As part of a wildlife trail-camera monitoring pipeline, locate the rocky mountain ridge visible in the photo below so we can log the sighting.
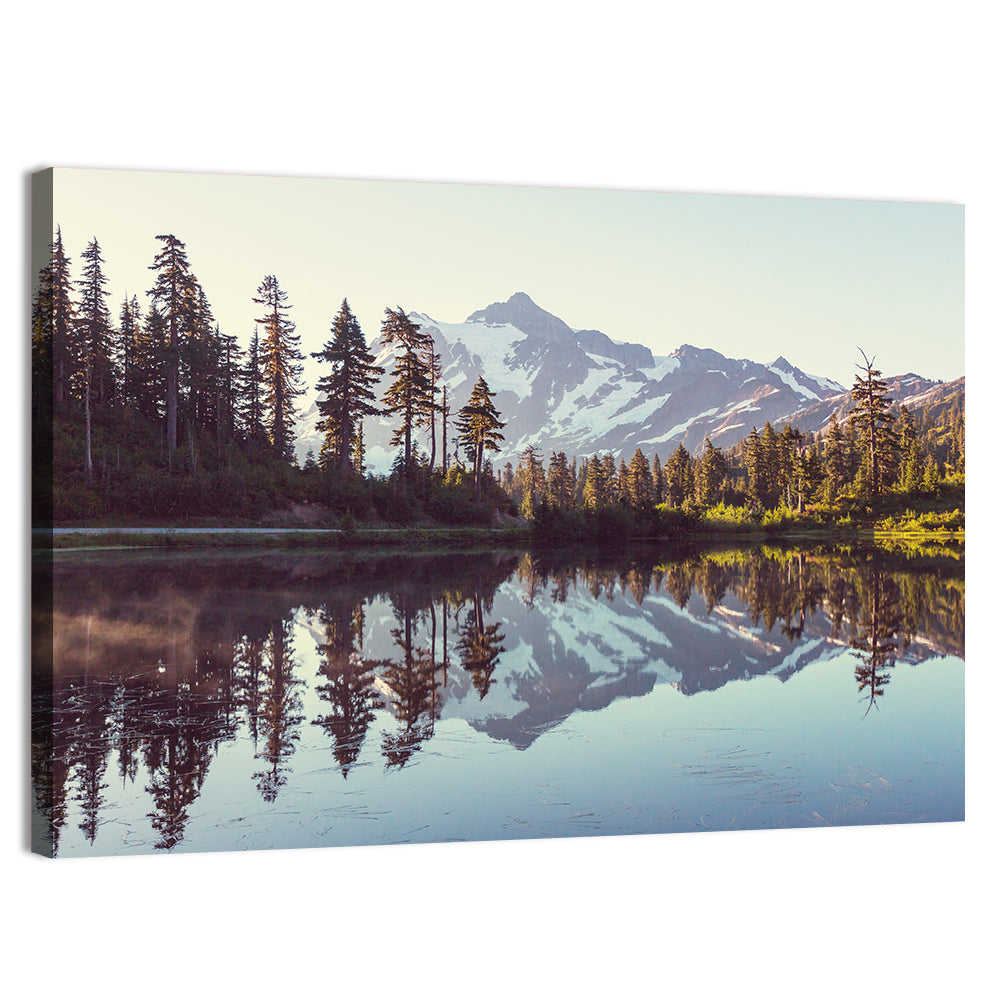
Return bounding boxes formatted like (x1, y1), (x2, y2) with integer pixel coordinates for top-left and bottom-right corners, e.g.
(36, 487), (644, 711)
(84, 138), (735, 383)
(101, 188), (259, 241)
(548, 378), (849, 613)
(294, 292), (962, 471)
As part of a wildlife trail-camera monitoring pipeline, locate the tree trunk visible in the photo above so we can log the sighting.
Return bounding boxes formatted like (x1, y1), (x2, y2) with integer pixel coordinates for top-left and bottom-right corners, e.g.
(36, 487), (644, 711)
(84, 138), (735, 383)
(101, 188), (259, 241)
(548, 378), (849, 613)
(166, 360), (177, 454)
(84, 367), (93, 480)
(441, 387), (448, 476)
(340, 405), (352, 474)
(429, 392), (436, 472)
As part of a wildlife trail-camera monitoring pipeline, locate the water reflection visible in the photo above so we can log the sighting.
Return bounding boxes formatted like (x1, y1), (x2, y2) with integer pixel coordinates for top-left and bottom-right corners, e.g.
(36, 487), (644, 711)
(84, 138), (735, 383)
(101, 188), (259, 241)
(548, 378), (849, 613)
(32, 542), (964, 856)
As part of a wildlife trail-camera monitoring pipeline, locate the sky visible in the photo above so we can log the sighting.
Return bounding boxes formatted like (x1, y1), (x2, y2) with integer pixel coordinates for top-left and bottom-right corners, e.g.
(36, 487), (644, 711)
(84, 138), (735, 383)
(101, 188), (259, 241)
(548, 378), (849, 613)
(48, 167), (964, 392)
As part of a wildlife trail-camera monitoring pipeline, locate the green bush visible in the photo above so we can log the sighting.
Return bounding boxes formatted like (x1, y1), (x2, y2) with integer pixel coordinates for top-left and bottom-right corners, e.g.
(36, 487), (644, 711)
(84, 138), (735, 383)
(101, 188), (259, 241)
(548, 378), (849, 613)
(700, 502), (760, 527)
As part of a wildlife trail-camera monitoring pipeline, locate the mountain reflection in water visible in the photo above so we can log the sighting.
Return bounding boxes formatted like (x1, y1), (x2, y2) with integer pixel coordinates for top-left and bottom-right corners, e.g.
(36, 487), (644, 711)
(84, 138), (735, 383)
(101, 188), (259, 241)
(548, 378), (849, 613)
(32, 543), (965, 857)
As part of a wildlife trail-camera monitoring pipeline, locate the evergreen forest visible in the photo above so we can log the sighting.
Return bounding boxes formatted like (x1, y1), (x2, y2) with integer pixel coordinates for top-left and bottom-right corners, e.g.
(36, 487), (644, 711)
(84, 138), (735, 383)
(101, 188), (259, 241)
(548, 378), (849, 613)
(32, 227), (964, 540)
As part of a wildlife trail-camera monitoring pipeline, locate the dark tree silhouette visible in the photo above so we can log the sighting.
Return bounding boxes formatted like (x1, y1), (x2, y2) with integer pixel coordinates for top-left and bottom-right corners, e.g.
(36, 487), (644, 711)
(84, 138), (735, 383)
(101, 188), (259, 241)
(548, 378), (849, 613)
(312, 299), (383, 474)
(253, 276), (304, 462)
(380, 307), (434, 475)
(848, 349), (899, 497)
(457, 376), (506, 501)
(147, 234), (198, 456)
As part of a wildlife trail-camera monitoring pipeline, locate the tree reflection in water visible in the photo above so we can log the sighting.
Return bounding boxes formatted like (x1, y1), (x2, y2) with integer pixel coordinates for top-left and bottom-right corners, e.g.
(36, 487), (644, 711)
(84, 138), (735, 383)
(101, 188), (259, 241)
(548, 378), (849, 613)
(312, 601), (383, 778)
(850, 570), (906, 715)
(32, 543), (963, 854)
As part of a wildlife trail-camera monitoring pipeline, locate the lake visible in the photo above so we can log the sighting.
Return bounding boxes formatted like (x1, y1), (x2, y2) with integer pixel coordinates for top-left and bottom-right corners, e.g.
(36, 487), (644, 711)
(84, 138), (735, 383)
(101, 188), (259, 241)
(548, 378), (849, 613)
(31, 541), (965, 857)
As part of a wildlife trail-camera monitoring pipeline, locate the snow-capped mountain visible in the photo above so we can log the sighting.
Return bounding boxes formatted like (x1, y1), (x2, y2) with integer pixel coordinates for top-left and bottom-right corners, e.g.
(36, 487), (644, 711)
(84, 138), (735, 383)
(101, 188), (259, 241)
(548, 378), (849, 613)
(336, 570), (958, 751)
(294, 291), (957, 471)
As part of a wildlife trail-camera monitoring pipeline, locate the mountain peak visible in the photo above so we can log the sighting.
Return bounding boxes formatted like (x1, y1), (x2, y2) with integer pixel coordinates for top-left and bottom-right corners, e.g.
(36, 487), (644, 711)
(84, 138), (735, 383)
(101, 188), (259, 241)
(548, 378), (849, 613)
(465, 293), (575, 343)
(671, 344), (726, 366)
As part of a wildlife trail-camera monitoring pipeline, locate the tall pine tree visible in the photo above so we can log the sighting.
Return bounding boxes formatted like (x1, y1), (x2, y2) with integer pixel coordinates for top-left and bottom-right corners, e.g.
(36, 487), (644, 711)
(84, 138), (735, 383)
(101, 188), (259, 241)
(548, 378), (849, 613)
(380, 307), (434, 475)
(51, 227), (76, 407)
(312, 299), (384, 474)
(848, 350), (898, 497)
(253, 275), (304, 462)
(147, 234), (198, 456)
(457, 376), (506, 501)
(76, 238), (116, 408)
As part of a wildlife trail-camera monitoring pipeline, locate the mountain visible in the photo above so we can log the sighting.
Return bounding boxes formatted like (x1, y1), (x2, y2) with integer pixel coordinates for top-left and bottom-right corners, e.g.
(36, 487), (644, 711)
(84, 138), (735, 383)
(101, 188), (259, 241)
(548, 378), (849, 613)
(320, 572), (957, 752)
(294, 292), (958, 471)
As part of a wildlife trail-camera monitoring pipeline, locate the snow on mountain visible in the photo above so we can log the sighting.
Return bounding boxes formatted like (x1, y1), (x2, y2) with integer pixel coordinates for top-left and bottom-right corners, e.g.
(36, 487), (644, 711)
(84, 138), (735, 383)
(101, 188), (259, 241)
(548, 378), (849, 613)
(293, 291), (861, 471)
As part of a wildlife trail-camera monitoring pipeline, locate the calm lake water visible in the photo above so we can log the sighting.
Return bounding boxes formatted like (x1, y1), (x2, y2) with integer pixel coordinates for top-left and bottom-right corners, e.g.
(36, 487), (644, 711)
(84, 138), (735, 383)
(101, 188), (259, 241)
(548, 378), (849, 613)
(31, 542), (965, 857)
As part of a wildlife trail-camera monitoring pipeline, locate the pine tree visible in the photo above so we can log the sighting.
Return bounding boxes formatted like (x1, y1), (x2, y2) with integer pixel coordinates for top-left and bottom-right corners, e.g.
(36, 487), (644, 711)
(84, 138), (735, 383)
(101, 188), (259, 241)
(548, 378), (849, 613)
(116, 294), (143, 411)
(50, 226), (76, 407)
(695, 438), (725, 504)
(663, 444), (694, 507)
(253, 275), (304, 462)
(651, 453), (663, 505)
(847, 350), (898, 497)
(894, 407), (921, 492)
(626, 448), (654, 510)
(148, 234), (198, 455)
(240, 326), (265, 442)
(518, 445), (545, 516)
(760, 422), (780, 506)
(583, 453), (607, 509)
(312, 299), (384, 474)
(31, 257), (55, 425)
(457, 376), (506, 501)
(185, 285), (216, 429)
(501, 461), (515, 497)
(546, 451), (574, 508)
(135, 305), (166, 422)
(75, 238), (117, 479)
(822, 415), (850, 502)
(380, 307), (434, 475)
(743, 427), (765, 505)
(601, 454), (618, 502)
(418, 334), (442, 472)
(215, 327), (243, 452)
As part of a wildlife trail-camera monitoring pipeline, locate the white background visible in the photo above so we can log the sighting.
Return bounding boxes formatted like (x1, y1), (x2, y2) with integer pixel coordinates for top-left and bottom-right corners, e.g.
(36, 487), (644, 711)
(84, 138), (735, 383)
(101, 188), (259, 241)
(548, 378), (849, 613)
(5, 3), (994, 996)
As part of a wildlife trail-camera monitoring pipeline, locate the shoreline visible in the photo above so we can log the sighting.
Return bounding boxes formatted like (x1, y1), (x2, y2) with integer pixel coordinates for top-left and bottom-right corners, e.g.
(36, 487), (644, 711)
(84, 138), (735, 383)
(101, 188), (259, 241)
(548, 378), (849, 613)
(33, 524), (965, 552)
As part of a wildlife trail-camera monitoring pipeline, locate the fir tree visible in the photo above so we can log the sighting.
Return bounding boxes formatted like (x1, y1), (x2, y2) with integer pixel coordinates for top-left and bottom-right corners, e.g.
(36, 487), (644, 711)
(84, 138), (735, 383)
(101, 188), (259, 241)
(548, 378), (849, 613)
(418, 334), (442, 472)
(253, 275), (304, 461)
(518, 445), (545, 516)
(31, 257), (55, 425)
(695, 438), (725, 505)
(626, 448), (654, 510)
(148, 234), (198, 455)
(135, 305), (166, 422)
(663, 444), (694, 507)
(51, 226), (76, 407)
(822, 415), (850, 501)
(457, 377), (506, 501)
(546, 451), (574, 508)
(848, 350), (898, 497)
(312, 299), (384, 474)
(380, 307), (434, 475)
(583, 453), (607, 509)
(240, 326), (265, 442)
(75, 238), (116, 407)
(116, 294), (143, 411)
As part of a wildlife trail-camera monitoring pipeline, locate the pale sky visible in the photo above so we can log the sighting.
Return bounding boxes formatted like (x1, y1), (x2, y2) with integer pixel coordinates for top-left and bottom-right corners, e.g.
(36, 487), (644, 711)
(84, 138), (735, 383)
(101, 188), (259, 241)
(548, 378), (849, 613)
(48, 167), (964, 392)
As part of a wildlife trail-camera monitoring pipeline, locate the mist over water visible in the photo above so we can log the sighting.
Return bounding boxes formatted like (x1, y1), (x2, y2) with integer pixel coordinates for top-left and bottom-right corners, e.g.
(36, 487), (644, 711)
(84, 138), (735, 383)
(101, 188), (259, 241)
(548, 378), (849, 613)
(32, 542), (964, 857)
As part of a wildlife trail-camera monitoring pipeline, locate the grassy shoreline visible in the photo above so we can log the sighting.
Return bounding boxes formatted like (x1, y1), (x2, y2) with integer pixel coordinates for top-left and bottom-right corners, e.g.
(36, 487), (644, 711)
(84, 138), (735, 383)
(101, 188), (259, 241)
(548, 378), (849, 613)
(34, 522), (963, 552)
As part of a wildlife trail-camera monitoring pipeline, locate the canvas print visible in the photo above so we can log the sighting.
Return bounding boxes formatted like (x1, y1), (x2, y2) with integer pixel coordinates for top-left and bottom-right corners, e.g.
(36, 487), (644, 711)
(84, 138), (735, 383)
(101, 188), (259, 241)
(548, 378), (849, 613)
(30, 169), (964, 858)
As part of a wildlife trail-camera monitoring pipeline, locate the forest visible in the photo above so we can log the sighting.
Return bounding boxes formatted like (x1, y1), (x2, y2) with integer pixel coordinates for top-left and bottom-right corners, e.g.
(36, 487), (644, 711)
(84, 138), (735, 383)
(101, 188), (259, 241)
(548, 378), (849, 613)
(31, 227), (965, 539)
